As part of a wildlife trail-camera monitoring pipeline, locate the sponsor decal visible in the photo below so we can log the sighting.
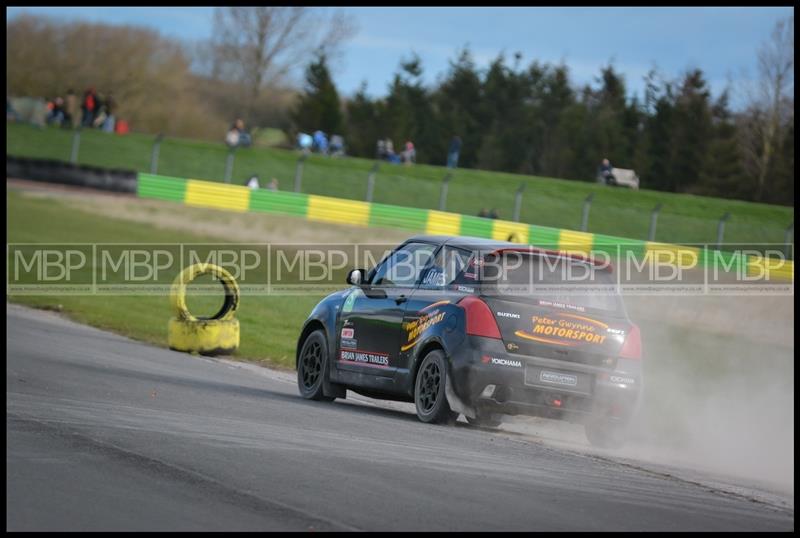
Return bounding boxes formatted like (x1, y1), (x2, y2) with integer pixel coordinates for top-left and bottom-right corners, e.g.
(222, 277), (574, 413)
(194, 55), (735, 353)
(339, 349), (389, 367)
(540, 370), (578, 386)
(515, 313), (608, 346)
(606, 327), (625, 336)
(496, 311), (520, 319)
(537, 299), (586, 313)
(463, 259), (482, 280)
(421, 300), (451, 312)
(456, 285), (475, 293)
(342, 289), (360, 313)
(482, 355), (522, 368)
(422, 269), (446, 287)
(507, 342), (519, 351)
(401, 305), (449, 351)
(340, 338), (358, 349)
(341, 327), (354, 339)
(609, 375), (635, 384)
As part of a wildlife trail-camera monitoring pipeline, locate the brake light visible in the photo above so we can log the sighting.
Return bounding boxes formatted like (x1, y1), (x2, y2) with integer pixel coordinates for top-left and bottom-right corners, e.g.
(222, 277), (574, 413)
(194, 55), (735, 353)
(619, 324), (642, 360)
(459, 296), (502, 339)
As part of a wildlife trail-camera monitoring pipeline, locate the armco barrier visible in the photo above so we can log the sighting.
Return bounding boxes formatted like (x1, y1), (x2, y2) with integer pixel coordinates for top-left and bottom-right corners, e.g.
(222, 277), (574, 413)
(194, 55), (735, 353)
(134, 172), (791, 282)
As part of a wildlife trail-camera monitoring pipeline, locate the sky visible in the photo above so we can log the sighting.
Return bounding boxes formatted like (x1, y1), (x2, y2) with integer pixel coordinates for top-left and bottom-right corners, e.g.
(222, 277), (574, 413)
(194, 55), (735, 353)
(6, 6), (794, 108)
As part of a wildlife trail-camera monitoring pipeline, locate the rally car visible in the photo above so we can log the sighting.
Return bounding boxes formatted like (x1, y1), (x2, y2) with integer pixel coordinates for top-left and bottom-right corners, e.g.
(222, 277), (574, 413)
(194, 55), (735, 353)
(295, 235), (643, 448)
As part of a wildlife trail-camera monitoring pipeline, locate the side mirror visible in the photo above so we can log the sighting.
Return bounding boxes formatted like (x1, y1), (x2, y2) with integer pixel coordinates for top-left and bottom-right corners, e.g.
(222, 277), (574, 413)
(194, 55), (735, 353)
(346, 268), (387, 299)
(346, 268), (365, 286)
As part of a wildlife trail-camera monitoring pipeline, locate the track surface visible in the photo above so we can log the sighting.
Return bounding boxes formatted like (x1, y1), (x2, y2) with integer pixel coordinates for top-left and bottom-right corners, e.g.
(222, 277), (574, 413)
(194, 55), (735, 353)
(6, 304), (794, 531)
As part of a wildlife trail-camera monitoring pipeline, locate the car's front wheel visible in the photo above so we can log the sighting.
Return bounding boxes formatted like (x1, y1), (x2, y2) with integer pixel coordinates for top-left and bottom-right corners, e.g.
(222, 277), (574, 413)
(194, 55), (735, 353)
(414, 350), (457, 424)
(297, 330), (335, 401)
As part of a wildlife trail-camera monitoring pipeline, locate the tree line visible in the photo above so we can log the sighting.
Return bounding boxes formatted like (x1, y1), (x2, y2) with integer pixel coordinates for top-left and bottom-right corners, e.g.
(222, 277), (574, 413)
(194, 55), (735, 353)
(293, 18), (793, 206)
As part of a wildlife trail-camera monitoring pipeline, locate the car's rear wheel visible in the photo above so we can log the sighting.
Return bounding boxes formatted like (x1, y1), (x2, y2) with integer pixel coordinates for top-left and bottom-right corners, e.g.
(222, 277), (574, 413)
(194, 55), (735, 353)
(414, 350), (457, 424)
(584, 418), (628, 449)
(466, 412), (503, 429)
(297, 330), (335, 401)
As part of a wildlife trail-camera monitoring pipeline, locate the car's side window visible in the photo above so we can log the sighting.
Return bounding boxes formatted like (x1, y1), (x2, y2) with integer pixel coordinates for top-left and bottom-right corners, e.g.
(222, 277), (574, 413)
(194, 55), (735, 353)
(419, 246), (474, 289)
(370, 242), (438, 288)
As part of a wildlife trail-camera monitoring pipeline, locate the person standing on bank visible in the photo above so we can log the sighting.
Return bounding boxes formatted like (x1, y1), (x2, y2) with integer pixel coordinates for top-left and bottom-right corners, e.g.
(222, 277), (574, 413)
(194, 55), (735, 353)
(447, 135), (462, 169)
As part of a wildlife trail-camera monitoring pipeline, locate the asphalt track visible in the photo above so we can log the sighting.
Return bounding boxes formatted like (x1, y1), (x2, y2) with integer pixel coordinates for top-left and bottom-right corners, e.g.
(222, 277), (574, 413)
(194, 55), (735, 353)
(6, 304), (794, 531)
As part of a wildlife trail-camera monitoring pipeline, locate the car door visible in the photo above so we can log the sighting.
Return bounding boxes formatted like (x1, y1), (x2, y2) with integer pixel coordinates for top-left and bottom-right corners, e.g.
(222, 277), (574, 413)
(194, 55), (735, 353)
(394, 246), (476, 386)
(333, 241), (439, 387)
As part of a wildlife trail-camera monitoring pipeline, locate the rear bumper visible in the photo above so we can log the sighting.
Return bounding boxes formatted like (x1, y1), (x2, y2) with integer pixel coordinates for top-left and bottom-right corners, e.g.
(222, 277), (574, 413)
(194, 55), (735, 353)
(449, 336), (642, 424)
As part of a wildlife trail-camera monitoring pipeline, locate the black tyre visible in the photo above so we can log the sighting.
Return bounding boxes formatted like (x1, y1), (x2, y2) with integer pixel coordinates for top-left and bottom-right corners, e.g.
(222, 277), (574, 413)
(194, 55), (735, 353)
(466, 412), (503, 429)
(414, 350), (457, 424)
(297, 330), (335, 401)
(584, 419), (628, 449)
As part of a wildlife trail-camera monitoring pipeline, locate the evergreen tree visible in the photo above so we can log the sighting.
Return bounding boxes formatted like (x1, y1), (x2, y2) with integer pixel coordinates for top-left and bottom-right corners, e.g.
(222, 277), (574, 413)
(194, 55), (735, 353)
(290, 50), (343, 136)
(344, 82), (382, 158)
(477, 54), (530, 172)
(382, 54), (439, 163)
(332, 48), (790, 205)
(695, 90), (751, 199)
(432, 47), (483, 168)
(669, 69), (713, 193)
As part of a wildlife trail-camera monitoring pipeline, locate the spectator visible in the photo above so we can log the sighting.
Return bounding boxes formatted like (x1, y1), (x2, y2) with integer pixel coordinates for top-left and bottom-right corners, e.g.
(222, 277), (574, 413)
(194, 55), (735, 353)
(312, 130), (328, 154)
(268, 178), (279, 191)
(330, 134), (345, 157)
(489, 208), (499, 219)
(384, 138), (402, 164)
(297, 132), (313, 153)
(246, 174), (260, 189)
(402, 141), (416, 165)
(478, 208), (489, 218)
(46, 96), (65, 126)
(598, 157), (616, 185)
(92, 92), (108, 129)
(81, 87), (97, 127)
(447, 135), (462, 168)
(226, 127), (240, 147)
(65, 89), (79, 128)
(102, 92), (116, 133)
(376, 138), (386, 160)
(226, 118), (252, 148)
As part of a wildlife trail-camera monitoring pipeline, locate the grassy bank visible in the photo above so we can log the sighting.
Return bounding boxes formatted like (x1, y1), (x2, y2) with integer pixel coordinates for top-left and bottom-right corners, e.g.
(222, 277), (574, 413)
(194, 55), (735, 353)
(7, 187), (323, 368)
(7, 122), (793, 247)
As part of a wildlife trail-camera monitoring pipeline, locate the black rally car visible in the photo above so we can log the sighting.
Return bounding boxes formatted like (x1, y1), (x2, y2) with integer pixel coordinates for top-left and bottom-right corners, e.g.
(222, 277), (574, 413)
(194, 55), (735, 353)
(295, 235), (642, 447)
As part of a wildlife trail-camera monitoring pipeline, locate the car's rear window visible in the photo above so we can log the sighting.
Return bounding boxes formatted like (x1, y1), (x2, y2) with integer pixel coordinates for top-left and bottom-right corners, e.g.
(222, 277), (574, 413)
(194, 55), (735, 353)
(480, 253), (624, 313)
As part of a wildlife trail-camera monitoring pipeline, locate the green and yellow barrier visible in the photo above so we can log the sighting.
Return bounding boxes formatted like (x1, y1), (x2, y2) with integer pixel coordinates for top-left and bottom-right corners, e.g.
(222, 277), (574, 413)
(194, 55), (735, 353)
(137, 173), (793, 282)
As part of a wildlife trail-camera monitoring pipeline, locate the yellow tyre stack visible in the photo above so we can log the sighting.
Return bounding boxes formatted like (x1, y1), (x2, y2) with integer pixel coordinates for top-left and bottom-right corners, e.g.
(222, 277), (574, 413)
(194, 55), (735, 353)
(167, 263), (240, 355)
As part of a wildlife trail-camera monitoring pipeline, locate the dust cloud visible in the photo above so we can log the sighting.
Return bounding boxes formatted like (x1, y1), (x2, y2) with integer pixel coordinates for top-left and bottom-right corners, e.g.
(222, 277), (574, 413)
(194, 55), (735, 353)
(506, 294), (794, 498)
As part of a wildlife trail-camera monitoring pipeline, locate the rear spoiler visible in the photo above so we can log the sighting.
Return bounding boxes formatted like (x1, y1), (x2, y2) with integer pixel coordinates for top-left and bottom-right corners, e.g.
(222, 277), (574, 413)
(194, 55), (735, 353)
(484, 246), (614, 273)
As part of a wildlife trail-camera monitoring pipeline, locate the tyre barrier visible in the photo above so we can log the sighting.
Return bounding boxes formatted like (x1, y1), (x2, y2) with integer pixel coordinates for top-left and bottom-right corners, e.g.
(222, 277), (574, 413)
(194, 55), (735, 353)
(7, 156), (138, 193)
(167, 263), (240, 355)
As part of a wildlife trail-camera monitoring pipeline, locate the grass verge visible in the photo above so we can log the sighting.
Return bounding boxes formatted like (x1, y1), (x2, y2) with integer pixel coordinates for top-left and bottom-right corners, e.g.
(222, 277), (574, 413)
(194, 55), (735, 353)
(7, 187), (323, 369)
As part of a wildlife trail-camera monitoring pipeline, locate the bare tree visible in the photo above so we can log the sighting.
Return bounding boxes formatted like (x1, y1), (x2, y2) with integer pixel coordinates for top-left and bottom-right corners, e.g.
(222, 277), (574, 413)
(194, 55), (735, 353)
(740, 16), (794, 201)
(207, 7), (354, 118)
